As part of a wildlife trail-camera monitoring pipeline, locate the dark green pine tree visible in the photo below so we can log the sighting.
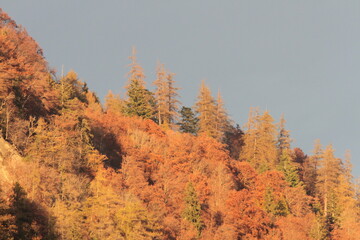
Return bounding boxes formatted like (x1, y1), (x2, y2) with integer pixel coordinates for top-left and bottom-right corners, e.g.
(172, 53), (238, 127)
(278, 151), (301, 188)
(124, 47), (154, 119)
(178, 106), (199, 135)
(264, 187), (289, 217)
(183, 182), (204, 237)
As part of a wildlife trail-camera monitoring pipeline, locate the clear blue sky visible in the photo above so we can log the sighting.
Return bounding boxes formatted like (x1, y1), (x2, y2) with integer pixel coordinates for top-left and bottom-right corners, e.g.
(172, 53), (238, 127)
(2, 1), (360, 178)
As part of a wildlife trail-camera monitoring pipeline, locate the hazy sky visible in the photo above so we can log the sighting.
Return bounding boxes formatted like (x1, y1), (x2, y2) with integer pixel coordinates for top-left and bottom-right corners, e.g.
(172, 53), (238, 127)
(2, 1), (360, 177)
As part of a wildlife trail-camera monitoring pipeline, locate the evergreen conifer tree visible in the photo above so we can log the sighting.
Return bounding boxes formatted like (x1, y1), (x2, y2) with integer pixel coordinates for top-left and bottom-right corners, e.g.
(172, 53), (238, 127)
(278, 151), (301, 187)
(124, 47), (154, 119)
(277, 114), (291, 166)
(264, 187), (289, 217)
(277, 114), (291, 153)
(178, 106), (199, 134)
(183, 182), (204, 237)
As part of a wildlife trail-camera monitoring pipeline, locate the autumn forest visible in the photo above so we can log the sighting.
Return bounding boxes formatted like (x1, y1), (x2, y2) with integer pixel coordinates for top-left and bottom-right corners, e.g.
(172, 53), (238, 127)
(0, 8), (360, 240)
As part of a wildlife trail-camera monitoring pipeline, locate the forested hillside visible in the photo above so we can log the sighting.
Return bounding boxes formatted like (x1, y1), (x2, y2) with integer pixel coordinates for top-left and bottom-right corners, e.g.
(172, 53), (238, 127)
(0, 9), (359, 240)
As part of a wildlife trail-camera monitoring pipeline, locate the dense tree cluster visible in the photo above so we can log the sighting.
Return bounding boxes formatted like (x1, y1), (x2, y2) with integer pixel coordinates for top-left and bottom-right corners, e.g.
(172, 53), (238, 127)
(0, 8), (360, 239)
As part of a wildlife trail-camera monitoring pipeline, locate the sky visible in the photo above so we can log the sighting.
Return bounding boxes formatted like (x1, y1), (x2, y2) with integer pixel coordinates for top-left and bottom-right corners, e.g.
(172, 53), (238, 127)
(2, 1), (360, 177)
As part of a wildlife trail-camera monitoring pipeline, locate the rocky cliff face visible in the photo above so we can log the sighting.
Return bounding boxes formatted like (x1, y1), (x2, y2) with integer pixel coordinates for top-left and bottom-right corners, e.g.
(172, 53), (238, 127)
(0, 137), (23, 192)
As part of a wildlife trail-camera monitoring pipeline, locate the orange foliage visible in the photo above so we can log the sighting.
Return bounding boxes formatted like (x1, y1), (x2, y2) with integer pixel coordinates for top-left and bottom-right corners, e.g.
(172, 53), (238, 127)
(276, 214), (316, 240)
(225, 189), (271, 239)
(0, 9), (58, 116)
(2, 8), (360, 239)
(255, 171), (288, 202)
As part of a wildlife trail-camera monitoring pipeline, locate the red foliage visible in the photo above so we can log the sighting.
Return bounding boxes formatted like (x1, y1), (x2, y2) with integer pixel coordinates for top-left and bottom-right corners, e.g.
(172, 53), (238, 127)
(0, 8), (58, 117)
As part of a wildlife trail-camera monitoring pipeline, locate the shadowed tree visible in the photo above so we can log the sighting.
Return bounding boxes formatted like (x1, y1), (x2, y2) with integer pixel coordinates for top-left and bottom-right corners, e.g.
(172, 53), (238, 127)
(0, 187), (16, 239)
(302, 140), (321, 196)
(9, 182), (57, 240)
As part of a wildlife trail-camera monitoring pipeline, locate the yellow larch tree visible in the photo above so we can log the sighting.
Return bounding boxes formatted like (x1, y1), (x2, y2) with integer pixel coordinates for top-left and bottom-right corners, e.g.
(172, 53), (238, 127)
(153, 63), (167, 126)
(195, 81), (230, 140)
(105, 90), (124, 114)
(316, 144), (342, 225)
(153, 62), (180, 129)
(86, 91), (102, 113)
(214, 90), (231, 141)
(332, 150), (360, 238)
(195, 80), (217, 138)
(240, 109), (278, 172)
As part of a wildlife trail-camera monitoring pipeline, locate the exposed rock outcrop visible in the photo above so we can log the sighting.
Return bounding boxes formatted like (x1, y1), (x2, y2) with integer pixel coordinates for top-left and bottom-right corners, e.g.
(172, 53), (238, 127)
(0, 137), (23, 192)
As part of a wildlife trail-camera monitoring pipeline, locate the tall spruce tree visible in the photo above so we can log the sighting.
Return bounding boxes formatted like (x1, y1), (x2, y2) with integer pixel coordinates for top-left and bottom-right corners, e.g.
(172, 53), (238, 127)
(178, 106), (199, 134)
(277, 114), (291, 160)
(278, 150), (301, 187)
(124, 47), (154, 119)
(275, 115), (300, 186)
